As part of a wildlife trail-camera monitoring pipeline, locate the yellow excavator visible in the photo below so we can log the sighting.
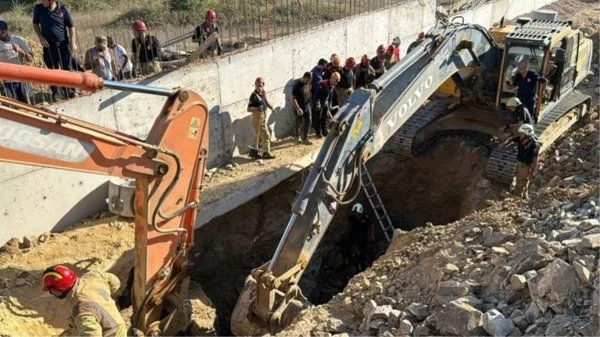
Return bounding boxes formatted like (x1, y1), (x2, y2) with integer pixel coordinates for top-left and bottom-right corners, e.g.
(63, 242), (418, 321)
(230, 16), (593, 335)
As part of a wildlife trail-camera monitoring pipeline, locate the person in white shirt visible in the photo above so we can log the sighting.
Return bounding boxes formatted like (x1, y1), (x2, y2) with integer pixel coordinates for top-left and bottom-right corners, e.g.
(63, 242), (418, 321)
(0, 20), (33, 103)
(108, 36), (133, 80)
(84, 35), (117, 80)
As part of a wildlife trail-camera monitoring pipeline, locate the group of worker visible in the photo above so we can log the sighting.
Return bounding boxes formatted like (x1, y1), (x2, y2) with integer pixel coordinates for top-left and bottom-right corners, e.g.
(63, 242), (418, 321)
(502, 60), (546, 200)
(246, 37), (403, 159)
(0, 0), (222, 104)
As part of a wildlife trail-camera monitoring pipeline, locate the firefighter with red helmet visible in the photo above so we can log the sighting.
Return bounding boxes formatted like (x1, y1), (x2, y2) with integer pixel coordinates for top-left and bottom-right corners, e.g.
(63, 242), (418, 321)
(42, 265), (126, 337)
(370, 45), (387, 79)
(193, 9), (222, 56)
(131, 19), (162, 76)
(247, 76), (275, 159)
(335, 57), (356, 106)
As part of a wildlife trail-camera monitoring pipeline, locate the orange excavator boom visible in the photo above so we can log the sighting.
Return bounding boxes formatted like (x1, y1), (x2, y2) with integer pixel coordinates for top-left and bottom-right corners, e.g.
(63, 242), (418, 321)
(0, 64), (209, 335)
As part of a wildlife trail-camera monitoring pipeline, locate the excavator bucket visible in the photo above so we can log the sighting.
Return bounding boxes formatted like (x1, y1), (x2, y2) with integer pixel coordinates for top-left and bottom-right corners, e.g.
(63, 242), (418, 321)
(230, 275), (263, 336)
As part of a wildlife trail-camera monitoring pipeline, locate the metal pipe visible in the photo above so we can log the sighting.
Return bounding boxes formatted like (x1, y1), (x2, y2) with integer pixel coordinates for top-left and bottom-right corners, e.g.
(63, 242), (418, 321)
(103, 80), (174, 97)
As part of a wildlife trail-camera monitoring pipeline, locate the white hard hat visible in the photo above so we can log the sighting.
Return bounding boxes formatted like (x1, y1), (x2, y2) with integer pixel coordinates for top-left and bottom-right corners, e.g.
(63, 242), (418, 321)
(352, 203), (363, 214)
(392, 36), (401, 45)
(506, 96), (522, 108)
(517, 123), (535, 136)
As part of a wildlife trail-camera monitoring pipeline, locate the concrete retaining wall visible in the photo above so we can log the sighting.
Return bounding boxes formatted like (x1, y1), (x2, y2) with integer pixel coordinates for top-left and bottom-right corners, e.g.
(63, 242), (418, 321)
(0, 0), (556, 244)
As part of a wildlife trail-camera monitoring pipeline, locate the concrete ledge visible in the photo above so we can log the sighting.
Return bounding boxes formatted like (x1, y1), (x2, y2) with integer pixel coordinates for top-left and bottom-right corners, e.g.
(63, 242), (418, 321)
(197, 147), (321, 227)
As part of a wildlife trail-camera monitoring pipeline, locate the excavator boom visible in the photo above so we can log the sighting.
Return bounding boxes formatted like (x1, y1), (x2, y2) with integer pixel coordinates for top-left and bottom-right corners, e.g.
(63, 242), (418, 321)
(0, 64), (209, 335)
(231, 20), (500, 335)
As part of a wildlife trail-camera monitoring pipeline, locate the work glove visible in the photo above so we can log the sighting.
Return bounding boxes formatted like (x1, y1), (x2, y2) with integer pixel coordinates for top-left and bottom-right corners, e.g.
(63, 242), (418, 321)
(295, 107), (304, 116)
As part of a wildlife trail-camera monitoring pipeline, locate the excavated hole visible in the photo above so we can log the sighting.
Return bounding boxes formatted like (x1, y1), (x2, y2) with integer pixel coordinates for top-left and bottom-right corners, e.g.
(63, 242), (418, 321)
(189, 134), (501, 334)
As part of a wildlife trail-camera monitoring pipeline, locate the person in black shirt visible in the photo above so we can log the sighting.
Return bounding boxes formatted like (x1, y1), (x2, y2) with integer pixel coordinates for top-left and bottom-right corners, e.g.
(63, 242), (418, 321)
(355, 54), (375, 89)
(247, 77), (275, 159)
(507, 61), (546, 124)
(501, 123), (539, 199)
(292, 72), (313, 145)
(335, 57), (356, 107)
(193, 10), (222, 57)
(313, 72), (340, 138)
(131, 19), (162, 76)
(371, 45), (387, 79)
(503, 96), (533, 136)
(344, 203), (374, 269)
(32, 0), (78, 101)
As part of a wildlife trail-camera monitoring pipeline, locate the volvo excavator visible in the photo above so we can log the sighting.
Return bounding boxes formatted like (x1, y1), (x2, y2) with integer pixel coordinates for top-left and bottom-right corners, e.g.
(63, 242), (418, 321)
(231, 16), (593, 335)
(0, 64), (209, 336)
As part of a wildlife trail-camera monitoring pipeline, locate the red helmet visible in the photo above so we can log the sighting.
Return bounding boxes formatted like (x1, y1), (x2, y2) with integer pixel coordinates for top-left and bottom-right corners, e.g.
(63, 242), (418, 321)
(132, 20), (147, 33)
(42, 265), (78, 293)
(206, 10), (217, 20)
(377, 44), (386, 53)
(361, 54), (369, 65)
(255, 77), (265, 86)
(345, 57), (356, 69)
(418, 31), (425, 40)
(387, 45), (395, 55)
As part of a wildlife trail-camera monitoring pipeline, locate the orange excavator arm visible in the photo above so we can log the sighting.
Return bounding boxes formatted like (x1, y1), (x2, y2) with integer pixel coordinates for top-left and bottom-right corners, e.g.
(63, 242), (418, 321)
(0, 64), (209, 335)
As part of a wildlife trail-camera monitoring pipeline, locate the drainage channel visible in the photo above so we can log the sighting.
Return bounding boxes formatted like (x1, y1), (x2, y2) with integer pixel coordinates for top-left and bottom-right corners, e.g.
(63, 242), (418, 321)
(188, 135), (502, 335)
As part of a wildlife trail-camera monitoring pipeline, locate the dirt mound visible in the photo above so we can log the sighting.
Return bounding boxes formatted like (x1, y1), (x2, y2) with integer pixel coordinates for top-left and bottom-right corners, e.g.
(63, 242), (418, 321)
(277, 111), (599, 337)
(0, 214), (134, 336)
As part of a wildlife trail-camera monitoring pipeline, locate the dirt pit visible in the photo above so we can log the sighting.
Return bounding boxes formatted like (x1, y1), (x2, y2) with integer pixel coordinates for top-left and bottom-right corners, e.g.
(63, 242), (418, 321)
(0, 135), (500, 336)
(190, 134), (501, 334)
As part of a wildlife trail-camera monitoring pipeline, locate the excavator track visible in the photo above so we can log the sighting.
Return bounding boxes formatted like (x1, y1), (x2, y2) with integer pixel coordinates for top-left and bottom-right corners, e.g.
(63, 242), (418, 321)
(486, 91), (591, 185)
(384, 100), (450, 157)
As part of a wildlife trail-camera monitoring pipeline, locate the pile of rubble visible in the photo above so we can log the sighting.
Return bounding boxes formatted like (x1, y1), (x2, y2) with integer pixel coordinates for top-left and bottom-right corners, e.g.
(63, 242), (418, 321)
(277, 108), (599, 337)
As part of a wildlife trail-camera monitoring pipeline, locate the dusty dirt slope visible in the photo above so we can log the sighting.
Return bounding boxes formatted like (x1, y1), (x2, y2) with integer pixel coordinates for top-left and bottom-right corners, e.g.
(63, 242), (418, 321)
(0, 215), (134, 336)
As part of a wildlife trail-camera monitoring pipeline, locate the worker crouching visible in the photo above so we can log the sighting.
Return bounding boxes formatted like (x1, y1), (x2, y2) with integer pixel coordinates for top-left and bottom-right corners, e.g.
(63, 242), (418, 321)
(42, 265), (127, 337)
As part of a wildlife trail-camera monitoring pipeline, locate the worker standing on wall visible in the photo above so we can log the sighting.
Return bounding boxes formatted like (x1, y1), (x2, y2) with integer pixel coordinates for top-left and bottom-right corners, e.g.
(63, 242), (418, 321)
(292, 71), (313, 145)
(0, 20), (33, 104)
(247, 77), (276, 159)
(193, 10), (222, 56)
(131, 19), (162, 76)
(41, 265), (127, 337)
(32, 0), (79, 101)
(391, 36), (401, 62)
(501, 124), (539, 200)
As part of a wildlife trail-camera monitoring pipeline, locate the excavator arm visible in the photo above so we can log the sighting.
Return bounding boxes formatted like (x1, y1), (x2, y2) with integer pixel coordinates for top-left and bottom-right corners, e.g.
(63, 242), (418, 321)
(231, 20), (500, 335)
(0, 64), (209, 336)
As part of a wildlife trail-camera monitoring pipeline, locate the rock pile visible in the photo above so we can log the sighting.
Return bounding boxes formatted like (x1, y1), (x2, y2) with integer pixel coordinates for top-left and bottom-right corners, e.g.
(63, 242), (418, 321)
(277, 111), (599, 336)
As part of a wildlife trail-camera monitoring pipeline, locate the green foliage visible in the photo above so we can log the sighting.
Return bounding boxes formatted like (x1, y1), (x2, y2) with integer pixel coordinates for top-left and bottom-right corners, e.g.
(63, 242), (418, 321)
(169, 0), (216, 12)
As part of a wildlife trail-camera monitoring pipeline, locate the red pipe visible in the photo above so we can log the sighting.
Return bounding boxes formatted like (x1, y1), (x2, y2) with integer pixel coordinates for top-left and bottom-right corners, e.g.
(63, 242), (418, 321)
(0, 63), (104, 92)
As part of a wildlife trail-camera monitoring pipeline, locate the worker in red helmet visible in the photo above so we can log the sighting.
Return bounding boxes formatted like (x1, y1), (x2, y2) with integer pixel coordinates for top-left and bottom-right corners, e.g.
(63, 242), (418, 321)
(370, 45), (387, 79)
(131, 19), (162, 76)
(247, 77), (275, 159)
(335, 57), (356, 106)
(384, 44), (397, 69)
(42, 265), (126, 336)
(192, 9), (222, 57)
(355, 54), (375, 89)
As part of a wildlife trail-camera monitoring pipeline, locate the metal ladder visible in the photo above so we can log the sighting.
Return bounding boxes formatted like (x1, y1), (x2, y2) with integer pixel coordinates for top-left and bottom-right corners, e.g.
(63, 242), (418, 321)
(360, 162), (395, 242)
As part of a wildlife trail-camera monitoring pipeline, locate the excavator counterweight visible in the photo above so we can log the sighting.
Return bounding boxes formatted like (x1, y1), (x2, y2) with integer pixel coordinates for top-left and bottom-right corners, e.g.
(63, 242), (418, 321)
(0, 64), (210, 335)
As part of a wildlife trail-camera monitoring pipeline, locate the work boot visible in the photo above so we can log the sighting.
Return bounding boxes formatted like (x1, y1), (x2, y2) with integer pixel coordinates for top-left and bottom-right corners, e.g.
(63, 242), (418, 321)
(263, 151), (276, 159)
(301, 139), (313, 145)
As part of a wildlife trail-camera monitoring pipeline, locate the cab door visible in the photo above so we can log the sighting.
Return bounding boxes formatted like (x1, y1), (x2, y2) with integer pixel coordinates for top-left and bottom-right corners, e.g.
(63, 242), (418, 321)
(559, 32), (579, 94)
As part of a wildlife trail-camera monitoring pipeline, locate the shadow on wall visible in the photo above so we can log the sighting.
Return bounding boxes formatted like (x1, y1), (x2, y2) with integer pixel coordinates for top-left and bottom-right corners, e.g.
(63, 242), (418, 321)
(268, 78), (297, 140)
(53, 182), (109, 232)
